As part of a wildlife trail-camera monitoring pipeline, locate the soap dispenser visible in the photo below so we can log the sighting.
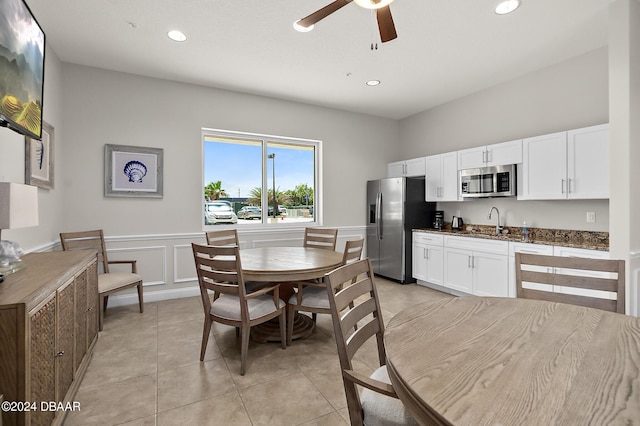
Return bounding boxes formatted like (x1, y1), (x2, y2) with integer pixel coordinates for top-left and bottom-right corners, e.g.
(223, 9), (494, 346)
(522, 221), (529, 242)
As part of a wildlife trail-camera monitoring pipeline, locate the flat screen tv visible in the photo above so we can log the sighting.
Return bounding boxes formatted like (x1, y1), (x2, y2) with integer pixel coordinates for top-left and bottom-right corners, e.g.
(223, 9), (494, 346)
(0, 0), (45, 140)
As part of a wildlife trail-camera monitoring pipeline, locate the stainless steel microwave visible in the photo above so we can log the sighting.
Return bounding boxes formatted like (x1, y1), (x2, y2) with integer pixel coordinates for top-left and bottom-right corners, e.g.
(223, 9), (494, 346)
(459, 164), (516, 198)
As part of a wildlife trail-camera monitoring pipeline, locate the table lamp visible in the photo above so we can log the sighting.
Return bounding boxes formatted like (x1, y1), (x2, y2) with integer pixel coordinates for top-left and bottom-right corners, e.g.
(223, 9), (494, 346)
(0, 182), (39, 275)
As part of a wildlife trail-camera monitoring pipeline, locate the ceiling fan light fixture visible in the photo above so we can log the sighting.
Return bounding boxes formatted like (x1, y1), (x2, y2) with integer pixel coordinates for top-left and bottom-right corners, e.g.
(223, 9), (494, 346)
(494, 0), (520, 15)
(167, 30), (187, 42)
(293, 20), (314, 32)
(354, 0), (395, 10)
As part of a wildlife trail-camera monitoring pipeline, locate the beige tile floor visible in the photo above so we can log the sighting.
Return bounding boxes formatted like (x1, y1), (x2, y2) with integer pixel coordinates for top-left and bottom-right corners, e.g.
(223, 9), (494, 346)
(64, 278), (453, 426)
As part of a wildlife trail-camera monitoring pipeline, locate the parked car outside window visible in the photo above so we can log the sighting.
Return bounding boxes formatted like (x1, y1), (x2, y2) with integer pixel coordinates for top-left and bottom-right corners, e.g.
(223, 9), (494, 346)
(205, 202), (238, 225)
(267, 205), (287, 216)
(237, 206), (262, 220)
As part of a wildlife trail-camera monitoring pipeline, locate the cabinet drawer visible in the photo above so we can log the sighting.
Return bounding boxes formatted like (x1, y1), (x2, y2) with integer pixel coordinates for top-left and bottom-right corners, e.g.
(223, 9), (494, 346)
(509, 242), (553, 256)
(444, 235), (508, 255)
(413, 232), (444, 246)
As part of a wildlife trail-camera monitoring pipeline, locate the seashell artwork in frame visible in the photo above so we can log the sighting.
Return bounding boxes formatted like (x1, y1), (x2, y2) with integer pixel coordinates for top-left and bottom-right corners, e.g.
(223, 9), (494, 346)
(104, 144), (163, 198)
(25, 121), (54, 189)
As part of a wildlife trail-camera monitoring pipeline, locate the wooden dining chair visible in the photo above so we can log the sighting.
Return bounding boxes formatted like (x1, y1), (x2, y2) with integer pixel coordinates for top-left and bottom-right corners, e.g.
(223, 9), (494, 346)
(303, 227), (338, 251)
(205, 229), (239, 246)
(515, 252), (625, 313)
(325, 258), (418, 426)
(59, 229), (143, 331)
(286, 238), (364, 345)
(191, 243), (286, 375)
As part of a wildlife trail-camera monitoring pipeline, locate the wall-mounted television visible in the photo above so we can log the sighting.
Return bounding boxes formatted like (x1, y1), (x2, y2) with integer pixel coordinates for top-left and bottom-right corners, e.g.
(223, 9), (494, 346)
(0, 0), (45, 140)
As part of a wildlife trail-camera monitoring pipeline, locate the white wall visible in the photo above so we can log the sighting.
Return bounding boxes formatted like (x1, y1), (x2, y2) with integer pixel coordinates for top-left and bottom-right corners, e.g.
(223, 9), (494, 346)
(399, 48), (610, 231)
(59, 64), (397, 236)
(0, 45), (65, 251)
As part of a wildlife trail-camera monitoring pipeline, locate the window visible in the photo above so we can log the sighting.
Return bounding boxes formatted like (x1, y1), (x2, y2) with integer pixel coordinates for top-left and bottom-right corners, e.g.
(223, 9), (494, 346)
(202, 128), (320, 227)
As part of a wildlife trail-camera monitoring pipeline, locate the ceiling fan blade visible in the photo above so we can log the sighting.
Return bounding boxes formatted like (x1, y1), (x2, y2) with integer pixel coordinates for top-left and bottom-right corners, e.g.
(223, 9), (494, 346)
(298, 0), (352, 28)
(377, 5), (397, 43)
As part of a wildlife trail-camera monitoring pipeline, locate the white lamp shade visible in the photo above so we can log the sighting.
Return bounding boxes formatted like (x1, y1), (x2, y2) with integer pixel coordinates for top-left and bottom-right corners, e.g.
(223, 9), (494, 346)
(0, 183), (39, 230)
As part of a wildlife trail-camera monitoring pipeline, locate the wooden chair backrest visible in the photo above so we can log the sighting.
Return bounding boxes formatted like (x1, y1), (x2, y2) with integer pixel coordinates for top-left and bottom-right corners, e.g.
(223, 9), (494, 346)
(325, 258), (388, 425)
(326, 258), (387, 377)
(515, 252), (625, 313)
(303, 227), (338, 251)
(341, 238), (365, 266)
(205, 229), (239, 246)
(191, 243), (248, 319)
(60, 229), (110, 273)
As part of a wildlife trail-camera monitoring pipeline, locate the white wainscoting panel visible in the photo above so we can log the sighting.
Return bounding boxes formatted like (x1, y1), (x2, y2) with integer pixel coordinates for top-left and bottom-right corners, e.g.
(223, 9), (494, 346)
(89, 226), (366, 307)
(107, 245), (166, 286)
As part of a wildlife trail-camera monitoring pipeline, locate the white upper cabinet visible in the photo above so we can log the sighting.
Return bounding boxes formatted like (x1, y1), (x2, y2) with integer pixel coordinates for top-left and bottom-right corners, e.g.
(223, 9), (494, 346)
(520, 124), (609, 200)
(426, 152), (458, 202)
(458, 140), (522, 170)
(387, 157), (426, 178)
(567, 124), (609, 199)
(521, 131), (568, 200)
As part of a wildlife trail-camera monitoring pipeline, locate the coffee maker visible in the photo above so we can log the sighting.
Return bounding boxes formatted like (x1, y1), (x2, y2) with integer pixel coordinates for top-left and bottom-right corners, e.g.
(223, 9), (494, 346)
(433, 210), (444, 230)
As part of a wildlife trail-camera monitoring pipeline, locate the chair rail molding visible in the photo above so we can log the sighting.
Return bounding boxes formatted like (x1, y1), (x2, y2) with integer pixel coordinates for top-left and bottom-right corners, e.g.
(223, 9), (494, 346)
(32, 226), (367, 308)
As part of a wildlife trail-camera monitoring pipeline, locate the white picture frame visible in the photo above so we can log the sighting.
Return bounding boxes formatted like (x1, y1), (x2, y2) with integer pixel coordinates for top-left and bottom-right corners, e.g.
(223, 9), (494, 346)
(104, 144), (163, 198)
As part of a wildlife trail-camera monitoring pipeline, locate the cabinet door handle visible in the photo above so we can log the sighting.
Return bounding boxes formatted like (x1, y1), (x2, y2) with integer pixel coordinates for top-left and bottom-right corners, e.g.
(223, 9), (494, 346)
(468, 255), (472, 268)
(55, 351), (65, 357)
(561, 178), (566, 194)
(568, 178), (573, 193)
(426, 248), (430, 260)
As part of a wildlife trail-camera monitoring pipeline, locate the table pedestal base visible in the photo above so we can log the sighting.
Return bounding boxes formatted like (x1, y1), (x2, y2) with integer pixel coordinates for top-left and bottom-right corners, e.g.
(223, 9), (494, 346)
(251, 313), (314, 343)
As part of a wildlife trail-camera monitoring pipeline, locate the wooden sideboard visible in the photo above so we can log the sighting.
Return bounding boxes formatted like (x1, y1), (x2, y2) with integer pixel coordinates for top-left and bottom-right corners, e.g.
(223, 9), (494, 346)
(0, 250), (99, 426)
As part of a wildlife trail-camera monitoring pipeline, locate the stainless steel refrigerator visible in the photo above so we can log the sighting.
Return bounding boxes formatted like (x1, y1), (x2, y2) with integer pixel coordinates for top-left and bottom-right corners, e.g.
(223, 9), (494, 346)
(367, 177), (436, 283)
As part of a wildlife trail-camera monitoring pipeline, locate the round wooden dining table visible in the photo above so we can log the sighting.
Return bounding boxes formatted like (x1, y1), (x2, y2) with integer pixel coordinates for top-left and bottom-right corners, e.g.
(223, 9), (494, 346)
(240, 246), (343, 342)
(384, 297), (640, 426)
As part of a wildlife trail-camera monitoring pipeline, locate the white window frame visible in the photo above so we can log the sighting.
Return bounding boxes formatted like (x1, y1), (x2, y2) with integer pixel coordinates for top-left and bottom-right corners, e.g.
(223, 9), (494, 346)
(202, 127), (322, 229)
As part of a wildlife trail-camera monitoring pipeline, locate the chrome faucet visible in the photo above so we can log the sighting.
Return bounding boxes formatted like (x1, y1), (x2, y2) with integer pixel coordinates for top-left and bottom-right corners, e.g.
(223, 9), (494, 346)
(488, 206), (502, 234)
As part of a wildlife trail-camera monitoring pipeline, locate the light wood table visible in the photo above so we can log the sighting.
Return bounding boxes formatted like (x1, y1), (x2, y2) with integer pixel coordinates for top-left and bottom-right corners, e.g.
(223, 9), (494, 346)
(384, 297), (640, 426)
(240, 247), (343, 342)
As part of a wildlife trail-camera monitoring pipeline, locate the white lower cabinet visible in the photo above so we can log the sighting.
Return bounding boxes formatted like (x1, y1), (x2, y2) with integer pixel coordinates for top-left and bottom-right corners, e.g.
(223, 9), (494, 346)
(443, 236), (509, 297)
(508, 242), (554, 298)
(508, 243), (609, 299)
(443, 247), (474, 293)
(414, 233), (609, 300)
(412, 232), (444, 286)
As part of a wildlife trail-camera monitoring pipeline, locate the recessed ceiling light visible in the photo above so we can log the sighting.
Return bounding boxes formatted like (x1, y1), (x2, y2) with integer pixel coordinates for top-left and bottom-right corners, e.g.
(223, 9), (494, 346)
(495, 0), (520, 15)
(293, 20), (314, 32)
(167, 30), (187, 42)
(366, 80), (381, 86)
(354, 0), (395, 10)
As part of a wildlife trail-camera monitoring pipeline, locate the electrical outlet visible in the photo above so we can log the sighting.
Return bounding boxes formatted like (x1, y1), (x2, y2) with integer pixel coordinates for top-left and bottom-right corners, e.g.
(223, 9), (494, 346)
(586, 212), (596, 223)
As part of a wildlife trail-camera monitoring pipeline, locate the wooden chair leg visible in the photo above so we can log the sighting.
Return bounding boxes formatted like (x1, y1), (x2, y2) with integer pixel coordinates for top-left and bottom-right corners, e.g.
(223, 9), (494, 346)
(286, 306), (295, 346)
(240, 326), (250, 376)
(279, 310), (286, 349)
(200, 317), (212, 361)
(99, 294), (105, 331)
(103, 295), (109, 312)
(137, 282), (144, 313)
(312, 312), (317, 323)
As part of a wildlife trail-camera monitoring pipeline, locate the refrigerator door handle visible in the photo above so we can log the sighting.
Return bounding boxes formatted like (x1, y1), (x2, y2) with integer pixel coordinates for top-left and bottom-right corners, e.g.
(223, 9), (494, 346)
(376, 192), (382, 239)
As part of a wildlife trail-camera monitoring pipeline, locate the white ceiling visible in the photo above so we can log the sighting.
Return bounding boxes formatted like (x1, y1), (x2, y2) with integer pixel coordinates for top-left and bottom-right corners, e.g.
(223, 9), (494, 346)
(27, 0), (609, 120)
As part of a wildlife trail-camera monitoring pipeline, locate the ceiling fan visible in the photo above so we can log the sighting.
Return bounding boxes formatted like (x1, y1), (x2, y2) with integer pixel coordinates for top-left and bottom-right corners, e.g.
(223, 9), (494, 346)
(296, 0), (398, 43)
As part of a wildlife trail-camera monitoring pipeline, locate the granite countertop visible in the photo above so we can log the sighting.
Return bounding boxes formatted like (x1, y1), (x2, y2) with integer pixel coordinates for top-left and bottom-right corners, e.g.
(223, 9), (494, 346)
(414, 224), (609, 251)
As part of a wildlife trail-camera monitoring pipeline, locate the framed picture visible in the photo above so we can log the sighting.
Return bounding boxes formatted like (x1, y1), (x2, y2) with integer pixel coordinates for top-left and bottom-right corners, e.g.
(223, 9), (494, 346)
(104, 144), (163, 198)
(25, 121), (54, 189)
